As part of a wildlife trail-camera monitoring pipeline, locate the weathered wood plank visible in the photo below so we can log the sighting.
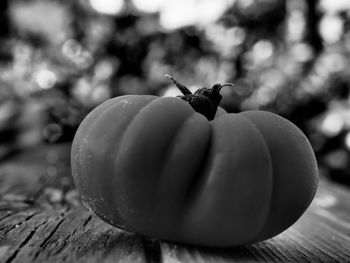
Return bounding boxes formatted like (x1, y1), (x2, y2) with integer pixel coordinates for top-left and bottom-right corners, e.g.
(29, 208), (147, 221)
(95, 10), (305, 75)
(0, 144), (350, 262)
(0, 205), (148, 263)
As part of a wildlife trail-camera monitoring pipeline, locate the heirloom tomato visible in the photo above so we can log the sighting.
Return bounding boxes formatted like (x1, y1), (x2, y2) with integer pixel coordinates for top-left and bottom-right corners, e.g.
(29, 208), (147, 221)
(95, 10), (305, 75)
(71, 75), (318, 247)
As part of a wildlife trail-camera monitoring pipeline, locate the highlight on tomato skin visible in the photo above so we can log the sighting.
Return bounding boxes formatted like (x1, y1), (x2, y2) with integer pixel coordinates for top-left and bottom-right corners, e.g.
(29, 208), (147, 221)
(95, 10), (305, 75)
(71, 76), (319, 247)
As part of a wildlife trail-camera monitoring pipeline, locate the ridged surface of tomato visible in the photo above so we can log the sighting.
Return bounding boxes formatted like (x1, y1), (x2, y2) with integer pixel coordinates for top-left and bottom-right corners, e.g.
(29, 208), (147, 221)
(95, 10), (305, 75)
(71, 95), (318, 247)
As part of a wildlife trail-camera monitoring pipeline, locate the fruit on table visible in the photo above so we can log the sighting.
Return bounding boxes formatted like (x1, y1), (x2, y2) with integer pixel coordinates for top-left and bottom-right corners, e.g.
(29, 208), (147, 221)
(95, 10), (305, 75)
(71, 75), (318, 247)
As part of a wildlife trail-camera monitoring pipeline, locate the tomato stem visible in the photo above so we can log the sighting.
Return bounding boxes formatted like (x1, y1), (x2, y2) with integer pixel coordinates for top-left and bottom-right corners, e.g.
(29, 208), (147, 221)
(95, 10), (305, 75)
(165, 74), (192, 95)
(211, 83), (235, 95)
(165, 74), (234, 120)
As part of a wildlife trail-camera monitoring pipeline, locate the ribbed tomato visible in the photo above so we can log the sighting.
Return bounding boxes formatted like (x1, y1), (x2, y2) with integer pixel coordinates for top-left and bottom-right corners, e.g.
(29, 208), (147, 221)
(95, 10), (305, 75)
(71, 76), (318, 247)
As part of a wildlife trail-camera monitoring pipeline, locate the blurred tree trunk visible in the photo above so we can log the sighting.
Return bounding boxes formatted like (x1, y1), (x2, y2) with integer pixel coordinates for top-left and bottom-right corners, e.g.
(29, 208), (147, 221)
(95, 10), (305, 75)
(0, 0), (11, 62)
(305, 0), (323, 55)
(301, 0), (323, 77)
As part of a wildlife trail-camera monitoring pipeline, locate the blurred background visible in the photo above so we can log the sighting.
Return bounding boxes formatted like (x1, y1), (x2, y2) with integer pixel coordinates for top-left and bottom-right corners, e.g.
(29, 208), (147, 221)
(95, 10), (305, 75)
(0, 0), (350, 186)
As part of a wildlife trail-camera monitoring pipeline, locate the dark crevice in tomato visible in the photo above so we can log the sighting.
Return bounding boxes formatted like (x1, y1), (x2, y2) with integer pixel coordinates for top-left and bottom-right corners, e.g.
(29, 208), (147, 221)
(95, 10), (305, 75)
(238, 113), (275, 242)
(155, 112), (193, 198)
(149, 107), (192, 225)
(142, 237), (161, 263)
(165, 74), (234, 121)
(182, 123), (213, 207)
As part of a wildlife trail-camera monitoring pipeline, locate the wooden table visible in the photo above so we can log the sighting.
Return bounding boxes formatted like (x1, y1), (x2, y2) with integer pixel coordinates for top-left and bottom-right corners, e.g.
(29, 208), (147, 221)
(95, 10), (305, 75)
(0, 144), (349, 263)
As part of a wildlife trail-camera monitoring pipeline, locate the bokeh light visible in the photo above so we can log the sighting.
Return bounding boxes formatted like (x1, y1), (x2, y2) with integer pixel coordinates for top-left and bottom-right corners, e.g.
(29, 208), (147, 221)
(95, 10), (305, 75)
(133, 0), (235, 30)
(321, 112), (344, 137)
(132, 0), (164, 13)
(319, 15), (343, 43)
(345, 132), (350, 150)
(89, 0), (124, 15)
(319, 0), (350, 13)
(34, 69), (57, 90)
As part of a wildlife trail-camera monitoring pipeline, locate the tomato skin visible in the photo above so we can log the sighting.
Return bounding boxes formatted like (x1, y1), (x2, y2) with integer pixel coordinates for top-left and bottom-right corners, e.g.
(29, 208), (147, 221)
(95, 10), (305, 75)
(240, 111), (318, 242)
(71, 95), (318, 247)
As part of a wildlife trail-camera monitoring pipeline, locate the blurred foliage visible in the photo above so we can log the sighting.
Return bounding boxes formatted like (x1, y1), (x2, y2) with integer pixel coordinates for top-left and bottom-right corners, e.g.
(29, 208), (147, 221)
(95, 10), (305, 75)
(1, 0), (350, 185)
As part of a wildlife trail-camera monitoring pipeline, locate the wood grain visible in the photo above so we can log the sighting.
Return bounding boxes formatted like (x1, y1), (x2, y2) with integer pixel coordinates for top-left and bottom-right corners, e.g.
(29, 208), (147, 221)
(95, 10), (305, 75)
(0, 144), (349, 262)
